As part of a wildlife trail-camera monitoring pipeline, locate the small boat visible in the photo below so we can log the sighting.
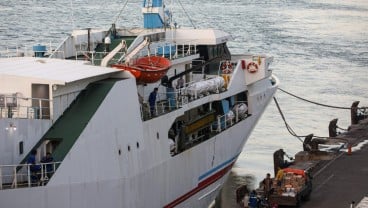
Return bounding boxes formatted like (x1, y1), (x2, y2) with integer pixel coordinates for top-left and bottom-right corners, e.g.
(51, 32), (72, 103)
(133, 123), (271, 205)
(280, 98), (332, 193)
(111, 56), (171, 84)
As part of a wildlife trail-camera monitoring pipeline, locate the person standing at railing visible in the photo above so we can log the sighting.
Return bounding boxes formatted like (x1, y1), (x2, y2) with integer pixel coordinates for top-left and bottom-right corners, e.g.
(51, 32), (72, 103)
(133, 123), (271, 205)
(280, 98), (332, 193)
(41, 152), (54, 179)
(149, 88), (158, 117)
(27, 150), (41, 184)
(176, 76), (185, 97)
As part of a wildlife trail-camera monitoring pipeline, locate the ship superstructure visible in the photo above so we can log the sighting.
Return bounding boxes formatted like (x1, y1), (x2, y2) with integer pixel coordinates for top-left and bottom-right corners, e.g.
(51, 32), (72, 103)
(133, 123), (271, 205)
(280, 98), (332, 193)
(0, 1), (278, 207)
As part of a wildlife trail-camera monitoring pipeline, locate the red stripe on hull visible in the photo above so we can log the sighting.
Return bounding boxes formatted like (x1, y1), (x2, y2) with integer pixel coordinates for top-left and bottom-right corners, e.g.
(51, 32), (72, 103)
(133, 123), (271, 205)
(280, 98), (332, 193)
(163, 162), (235, 208)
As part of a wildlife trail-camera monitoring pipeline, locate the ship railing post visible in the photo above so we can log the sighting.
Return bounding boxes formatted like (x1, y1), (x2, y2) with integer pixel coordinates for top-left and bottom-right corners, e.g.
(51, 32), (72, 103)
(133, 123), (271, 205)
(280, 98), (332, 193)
(168, 43), (171, 60)
(175, 44), (178, 58)
(37, 99), (42, 119)
(12, 166), (17, 188)
(224, 115), (227, 129)
(217, 116), (221, 132)
(235, 106), (239, 123)
(161, 102), (165, 113)
(27, 164), (31, 187)
(162, 45), (165, 57)
(140, 104), (143, 119)
(0, 166), (3, 190)
(40, 163), (44, 185)
(53, 162), (57, 175)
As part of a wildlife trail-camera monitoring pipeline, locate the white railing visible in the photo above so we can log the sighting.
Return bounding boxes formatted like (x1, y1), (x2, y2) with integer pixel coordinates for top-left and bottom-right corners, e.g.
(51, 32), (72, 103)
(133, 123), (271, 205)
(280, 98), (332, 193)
(0, 162), (61, 190)
(128, 40), (197, 63)
(74, 50), (126, 64)
(211, 101), (249, 133)
(140, 76), (227, 120)
(0, 43), (65, 59)
(0, 96), (53, 119)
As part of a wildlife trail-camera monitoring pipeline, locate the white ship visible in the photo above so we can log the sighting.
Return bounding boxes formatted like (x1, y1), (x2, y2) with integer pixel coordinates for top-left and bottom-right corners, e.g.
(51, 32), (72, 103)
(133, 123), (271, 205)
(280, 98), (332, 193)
(0, 1), (279, 207)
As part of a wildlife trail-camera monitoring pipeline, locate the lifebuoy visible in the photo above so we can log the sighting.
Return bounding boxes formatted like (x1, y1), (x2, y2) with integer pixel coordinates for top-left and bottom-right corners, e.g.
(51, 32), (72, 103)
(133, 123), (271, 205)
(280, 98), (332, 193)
(247, 62), (258, 73)
(221, 61), (233, 74)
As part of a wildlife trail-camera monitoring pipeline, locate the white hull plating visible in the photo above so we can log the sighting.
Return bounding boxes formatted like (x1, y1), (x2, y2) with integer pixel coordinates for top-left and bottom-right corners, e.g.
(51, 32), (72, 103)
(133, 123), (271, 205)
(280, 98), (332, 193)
(0, 74), (278, 208)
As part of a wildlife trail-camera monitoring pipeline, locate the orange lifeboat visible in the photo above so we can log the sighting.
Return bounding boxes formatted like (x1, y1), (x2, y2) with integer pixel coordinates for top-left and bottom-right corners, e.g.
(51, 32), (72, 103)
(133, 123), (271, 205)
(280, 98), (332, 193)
(111, 56), (171, 84)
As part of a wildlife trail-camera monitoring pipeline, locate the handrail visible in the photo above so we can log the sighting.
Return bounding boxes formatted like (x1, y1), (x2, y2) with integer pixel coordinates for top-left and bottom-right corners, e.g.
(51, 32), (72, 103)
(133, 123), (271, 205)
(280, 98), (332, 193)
(140, 75), (231, 121)
(210, 102), (249, 133)
(0, 162), (61, 190)
(0, 42), (64, 59)
(0, 96), (53, 119)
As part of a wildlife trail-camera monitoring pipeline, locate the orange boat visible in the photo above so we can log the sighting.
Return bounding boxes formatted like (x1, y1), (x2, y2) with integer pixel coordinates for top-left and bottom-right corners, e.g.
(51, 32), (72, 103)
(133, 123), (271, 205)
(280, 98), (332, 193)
(111, 56), (171, 84)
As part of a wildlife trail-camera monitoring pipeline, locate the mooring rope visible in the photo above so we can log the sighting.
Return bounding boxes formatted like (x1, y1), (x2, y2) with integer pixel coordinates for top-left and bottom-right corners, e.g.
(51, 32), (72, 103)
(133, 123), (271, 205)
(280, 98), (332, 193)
(273, 97), (306, 143)
(273, 97), (337, 142)
(278, 88), (363, 110)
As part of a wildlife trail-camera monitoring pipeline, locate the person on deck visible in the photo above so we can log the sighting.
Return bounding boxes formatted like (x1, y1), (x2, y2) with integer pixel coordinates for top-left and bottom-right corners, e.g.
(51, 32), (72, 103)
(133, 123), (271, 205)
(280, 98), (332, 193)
(248, 190), (258, 208)
(262, 173), (273, 198)
(41, 152), (54, 178)
(176, 76), (185, 96)
(27, 150), (41, 184)
(176, 76), (184, 89)
(149, 88), (158, 117)
(276, 167), (284, 187)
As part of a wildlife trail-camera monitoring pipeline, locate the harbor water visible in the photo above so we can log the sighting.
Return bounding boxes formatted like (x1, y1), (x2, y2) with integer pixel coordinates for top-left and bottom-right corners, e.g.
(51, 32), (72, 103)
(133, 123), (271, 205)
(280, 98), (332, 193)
(1, 0), (367, 207)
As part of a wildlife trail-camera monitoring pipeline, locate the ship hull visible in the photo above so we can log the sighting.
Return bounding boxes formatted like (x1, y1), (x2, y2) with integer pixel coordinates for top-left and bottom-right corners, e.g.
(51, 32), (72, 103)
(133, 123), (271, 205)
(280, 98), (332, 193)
(0, 75), (278, 208)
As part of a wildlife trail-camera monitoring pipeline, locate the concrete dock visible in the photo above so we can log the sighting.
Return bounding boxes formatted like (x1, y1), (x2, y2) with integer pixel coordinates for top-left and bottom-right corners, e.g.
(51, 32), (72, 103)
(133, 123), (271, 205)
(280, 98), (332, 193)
(303, 118), (368, 208)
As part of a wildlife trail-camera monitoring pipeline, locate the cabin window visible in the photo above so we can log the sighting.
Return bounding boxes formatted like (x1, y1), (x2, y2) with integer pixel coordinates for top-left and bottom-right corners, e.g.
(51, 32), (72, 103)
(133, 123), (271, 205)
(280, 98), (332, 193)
(19, 141), (24, 155)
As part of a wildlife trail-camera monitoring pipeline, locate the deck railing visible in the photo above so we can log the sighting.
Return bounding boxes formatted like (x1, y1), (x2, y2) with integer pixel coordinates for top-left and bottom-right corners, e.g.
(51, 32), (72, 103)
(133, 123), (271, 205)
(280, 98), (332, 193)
(139, 76), (222, 120)
(0, 43), (64, 59)
(0, 161), (61, 190)
(0, 96), (53, 119)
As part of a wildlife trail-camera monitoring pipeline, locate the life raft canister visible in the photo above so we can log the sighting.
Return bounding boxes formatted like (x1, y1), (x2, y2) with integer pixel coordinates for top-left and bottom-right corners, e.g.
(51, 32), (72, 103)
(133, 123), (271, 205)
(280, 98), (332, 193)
(221, 61), (233, 74)
(246, 62), (258, 73)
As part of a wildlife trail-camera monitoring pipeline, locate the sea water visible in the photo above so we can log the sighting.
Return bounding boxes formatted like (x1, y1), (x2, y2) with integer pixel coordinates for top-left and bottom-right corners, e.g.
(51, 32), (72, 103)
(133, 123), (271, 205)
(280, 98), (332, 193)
(1, 0), (367, 207)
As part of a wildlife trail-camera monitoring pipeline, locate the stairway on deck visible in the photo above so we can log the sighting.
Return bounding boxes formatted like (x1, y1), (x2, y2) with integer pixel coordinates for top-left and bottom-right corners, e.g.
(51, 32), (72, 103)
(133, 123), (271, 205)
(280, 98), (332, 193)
(17, 79), (119, 182)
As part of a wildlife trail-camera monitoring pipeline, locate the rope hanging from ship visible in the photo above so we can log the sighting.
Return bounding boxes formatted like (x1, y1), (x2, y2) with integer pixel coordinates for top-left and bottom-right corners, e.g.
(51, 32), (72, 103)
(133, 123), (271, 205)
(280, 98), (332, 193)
(273, 97), (348, 143)
(273, 90), (367, 143)
(278, 88), (367, 110)
(273, 97), (308, 143)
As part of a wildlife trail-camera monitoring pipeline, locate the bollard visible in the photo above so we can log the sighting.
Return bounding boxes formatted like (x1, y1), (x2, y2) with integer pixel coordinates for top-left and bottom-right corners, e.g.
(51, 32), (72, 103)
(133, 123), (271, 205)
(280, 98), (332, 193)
(351, 101), (360, 125)
(328, 118), (338, 137)
(347, 144), (352, 155)
(350, 200), (355, 208)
